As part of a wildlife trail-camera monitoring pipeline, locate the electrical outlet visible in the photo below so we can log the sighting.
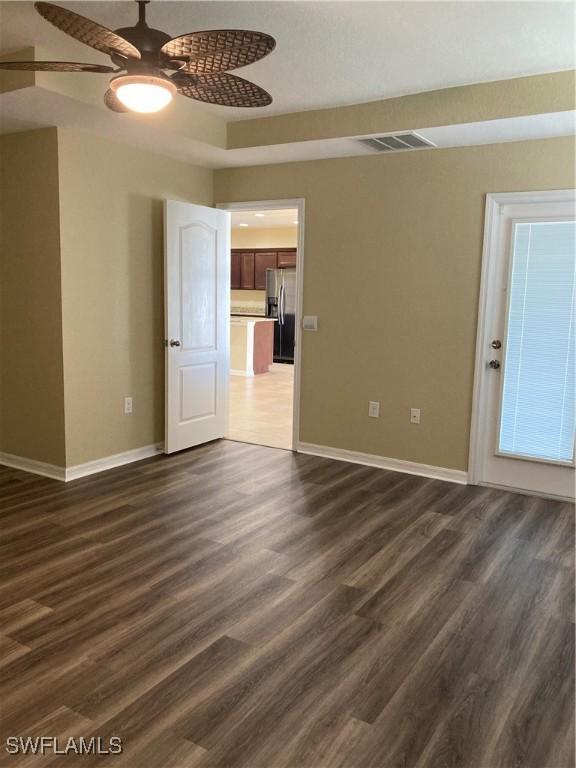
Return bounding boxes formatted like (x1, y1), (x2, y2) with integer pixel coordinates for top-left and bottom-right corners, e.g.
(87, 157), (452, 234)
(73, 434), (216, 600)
(368, 401), (380, 418)
(124, 397), (133, 415)
(410, 408), (420, 424)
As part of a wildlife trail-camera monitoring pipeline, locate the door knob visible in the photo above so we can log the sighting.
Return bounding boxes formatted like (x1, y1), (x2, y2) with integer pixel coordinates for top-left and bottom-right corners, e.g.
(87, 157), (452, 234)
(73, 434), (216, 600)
(488, 359), (500, 369)
(169, 339), (181, 347)
(490, 339), (502, 349)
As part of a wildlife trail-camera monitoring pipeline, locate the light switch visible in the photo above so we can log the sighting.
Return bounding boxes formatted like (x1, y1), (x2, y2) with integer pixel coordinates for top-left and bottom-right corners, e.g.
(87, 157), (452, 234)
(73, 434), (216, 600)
(302, 316), (318, 331)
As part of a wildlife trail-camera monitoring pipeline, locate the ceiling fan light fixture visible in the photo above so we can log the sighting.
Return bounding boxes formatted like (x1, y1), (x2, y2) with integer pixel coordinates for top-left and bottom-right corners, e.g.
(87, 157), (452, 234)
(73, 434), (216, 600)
(13, 2), (276, 111)
(110, 74), (176, 113)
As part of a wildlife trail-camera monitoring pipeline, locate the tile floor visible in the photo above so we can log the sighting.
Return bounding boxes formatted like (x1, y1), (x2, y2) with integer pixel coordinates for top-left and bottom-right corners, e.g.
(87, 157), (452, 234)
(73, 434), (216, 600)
(227, 363), (294, 450)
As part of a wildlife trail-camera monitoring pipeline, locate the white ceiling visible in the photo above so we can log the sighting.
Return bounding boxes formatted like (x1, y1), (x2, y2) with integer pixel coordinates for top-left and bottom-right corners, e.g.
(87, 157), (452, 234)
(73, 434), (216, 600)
(0, 1), (574, 120)
(417, 111), (576, 149)
(231, 208), (298, 229)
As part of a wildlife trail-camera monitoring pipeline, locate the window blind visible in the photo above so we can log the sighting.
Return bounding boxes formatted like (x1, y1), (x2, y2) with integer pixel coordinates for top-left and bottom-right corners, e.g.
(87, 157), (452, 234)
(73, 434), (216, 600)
(499, 220), (576, 463)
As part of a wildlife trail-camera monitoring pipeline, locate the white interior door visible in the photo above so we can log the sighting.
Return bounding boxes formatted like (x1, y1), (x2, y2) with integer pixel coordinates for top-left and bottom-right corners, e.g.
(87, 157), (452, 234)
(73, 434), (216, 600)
(164, 200), (230, 454)
(472, 191), (575, 499)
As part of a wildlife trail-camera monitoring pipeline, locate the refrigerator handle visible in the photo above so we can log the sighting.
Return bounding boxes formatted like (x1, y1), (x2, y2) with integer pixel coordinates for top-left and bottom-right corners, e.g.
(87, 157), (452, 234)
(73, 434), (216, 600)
(279, 282), (285, 324)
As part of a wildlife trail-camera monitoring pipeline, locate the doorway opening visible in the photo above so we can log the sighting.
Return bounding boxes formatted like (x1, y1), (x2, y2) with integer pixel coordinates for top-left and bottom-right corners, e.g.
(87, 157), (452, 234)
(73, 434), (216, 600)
(218, 200), (304, 451)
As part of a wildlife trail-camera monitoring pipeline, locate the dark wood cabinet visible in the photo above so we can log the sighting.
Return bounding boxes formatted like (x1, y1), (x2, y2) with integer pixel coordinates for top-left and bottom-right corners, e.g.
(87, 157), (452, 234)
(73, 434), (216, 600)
(240, 252), (255, 289)
(277, 250), (297, 268)
(230, 252), (241, 289)
(254, 251), (277, 290)
(231, 248), (297, 290)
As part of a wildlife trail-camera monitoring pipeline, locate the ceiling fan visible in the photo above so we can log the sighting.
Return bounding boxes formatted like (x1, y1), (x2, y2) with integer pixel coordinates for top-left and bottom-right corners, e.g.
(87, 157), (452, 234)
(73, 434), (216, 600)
(0, 0), (275, 113)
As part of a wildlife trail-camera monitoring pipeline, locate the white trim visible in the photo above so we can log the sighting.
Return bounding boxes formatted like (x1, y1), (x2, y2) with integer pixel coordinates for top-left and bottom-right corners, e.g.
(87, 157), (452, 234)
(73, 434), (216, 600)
(468, 189), (576, 486)
(475, 190), (576, 206)
(217, 198), (305, 452)
(298, 442), (468, 485)
(0, 444), (164, 482)
(65, 443), (164, 481)
(0, 452), (66, 481)
(479, 481), (574, 503)
(468, 193), (501, 484)
(230, 369), (254, 377)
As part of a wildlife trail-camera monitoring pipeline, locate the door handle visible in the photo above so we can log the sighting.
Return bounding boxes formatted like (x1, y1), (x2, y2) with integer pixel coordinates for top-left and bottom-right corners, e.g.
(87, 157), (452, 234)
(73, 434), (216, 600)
(169, 339), (181, 347)
(488, 359), (500, 369)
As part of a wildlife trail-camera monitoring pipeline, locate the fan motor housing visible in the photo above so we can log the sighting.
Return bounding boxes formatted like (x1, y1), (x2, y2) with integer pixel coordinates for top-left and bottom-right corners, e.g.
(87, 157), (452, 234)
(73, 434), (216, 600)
(112, 24), (172, 65)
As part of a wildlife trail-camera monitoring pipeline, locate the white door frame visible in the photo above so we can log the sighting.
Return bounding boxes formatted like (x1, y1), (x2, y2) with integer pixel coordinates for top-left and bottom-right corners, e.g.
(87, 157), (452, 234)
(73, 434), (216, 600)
(468, 189), (576, 494)
(217, 198), (305, 451)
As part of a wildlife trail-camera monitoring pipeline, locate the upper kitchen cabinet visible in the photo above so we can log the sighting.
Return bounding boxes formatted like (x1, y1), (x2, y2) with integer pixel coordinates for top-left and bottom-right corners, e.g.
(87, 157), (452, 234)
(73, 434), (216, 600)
(277, 250), (297, 268)
(231, 252), (241, 289)
(231, 248), (297, 290)
(254, 251), (278, 290)
(240, 252), (255, 289)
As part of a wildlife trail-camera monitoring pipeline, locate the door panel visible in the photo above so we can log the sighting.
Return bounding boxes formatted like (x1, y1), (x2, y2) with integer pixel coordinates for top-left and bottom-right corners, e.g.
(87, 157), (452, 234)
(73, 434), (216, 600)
(240, 252), (255, 289)
(277, 313), (295, 363)
(165, 200), (230, 454)
(273, 316), (282, 362)
(475, 193), (575, 499)
(180, 363), (216, 420)
(254, 251), (277, 290)
(180, 223), (217, 351)
(282, 269), (297, 314)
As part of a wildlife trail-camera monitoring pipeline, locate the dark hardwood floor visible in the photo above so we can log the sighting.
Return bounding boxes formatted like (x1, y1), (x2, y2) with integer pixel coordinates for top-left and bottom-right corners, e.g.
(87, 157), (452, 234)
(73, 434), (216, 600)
(0, 440), (574, 767)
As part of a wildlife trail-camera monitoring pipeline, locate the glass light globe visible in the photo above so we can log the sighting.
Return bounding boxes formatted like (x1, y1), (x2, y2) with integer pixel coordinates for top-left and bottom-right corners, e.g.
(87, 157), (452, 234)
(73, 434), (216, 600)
(111, 75), (177, 114)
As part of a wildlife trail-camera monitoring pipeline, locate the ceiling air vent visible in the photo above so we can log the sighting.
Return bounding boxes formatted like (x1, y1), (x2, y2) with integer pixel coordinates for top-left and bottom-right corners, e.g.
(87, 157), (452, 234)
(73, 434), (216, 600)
(358, 132), (436, 152)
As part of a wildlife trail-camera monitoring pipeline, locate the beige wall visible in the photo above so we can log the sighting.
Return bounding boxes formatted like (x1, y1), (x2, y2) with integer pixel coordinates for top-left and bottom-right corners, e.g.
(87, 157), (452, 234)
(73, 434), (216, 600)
(0, 128), (66, 465)
(228, 71), (576, 148)
(0, 48), (35, 93)
(57, 130), (213, 466)
(216, 137), (575, 471)
(231, 226), (297, 248)
(2, 126), (573, 475)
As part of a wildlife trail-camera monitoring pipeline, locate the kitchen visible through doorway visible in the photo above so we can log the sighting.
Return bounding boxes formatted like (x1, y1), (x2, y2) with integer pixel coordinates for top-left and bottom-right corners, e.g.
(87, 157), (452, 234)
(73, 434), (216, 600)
(227, 207), (299, 450)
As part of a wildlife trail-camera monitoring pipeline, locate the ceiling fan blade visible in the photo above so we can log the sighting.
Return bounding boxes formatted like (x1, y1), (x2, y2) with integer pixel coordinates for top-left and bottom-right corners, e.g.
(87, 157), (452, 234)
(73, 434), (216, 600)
(0, 60), (115, 73)
(161, 29), (275, 74)
(35, 2), (140, 60)
(103, 88), (130, 113)
(174, 72), (272, 108)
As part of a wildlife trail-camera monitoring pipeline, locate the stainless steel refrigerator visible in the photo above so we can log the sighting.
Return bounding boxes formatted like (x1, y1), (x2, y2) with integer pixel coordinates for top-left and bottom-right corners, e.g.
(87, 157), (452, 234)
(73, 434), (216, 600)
(265, 268), (296, 363)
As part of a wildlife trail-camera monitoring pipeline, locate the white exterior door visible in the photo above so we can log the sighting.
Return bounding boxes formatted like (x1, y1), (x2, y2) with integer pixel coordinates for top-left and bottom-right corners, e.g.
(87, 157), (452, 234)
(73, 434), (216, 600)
(164, 200), (230, 454)
(471, 191), (575, 499)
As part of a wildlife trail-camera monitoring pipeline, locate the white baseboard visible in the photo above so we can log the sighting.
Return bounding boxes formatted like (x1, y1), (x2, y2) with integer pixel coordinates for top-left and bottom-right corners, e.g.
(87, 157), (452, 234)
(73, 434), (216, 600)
(230, 369), (254, 377)
(65, 443), (164, 481)
(0, 443), (164, 483)
(2, 441), (468, 487)
(478, 480), (574, 503)
(297, 442), (468, 485)
(0, 452), (66, 481)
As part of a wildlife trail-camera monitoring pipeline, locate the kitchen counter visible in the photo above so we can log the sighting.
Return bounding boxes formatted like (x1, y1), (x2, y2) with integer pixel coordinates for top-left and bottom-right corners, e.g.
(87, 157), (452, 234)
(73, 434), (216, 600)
(230, 316), (277, 325)
(230, 316), (275, 375)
